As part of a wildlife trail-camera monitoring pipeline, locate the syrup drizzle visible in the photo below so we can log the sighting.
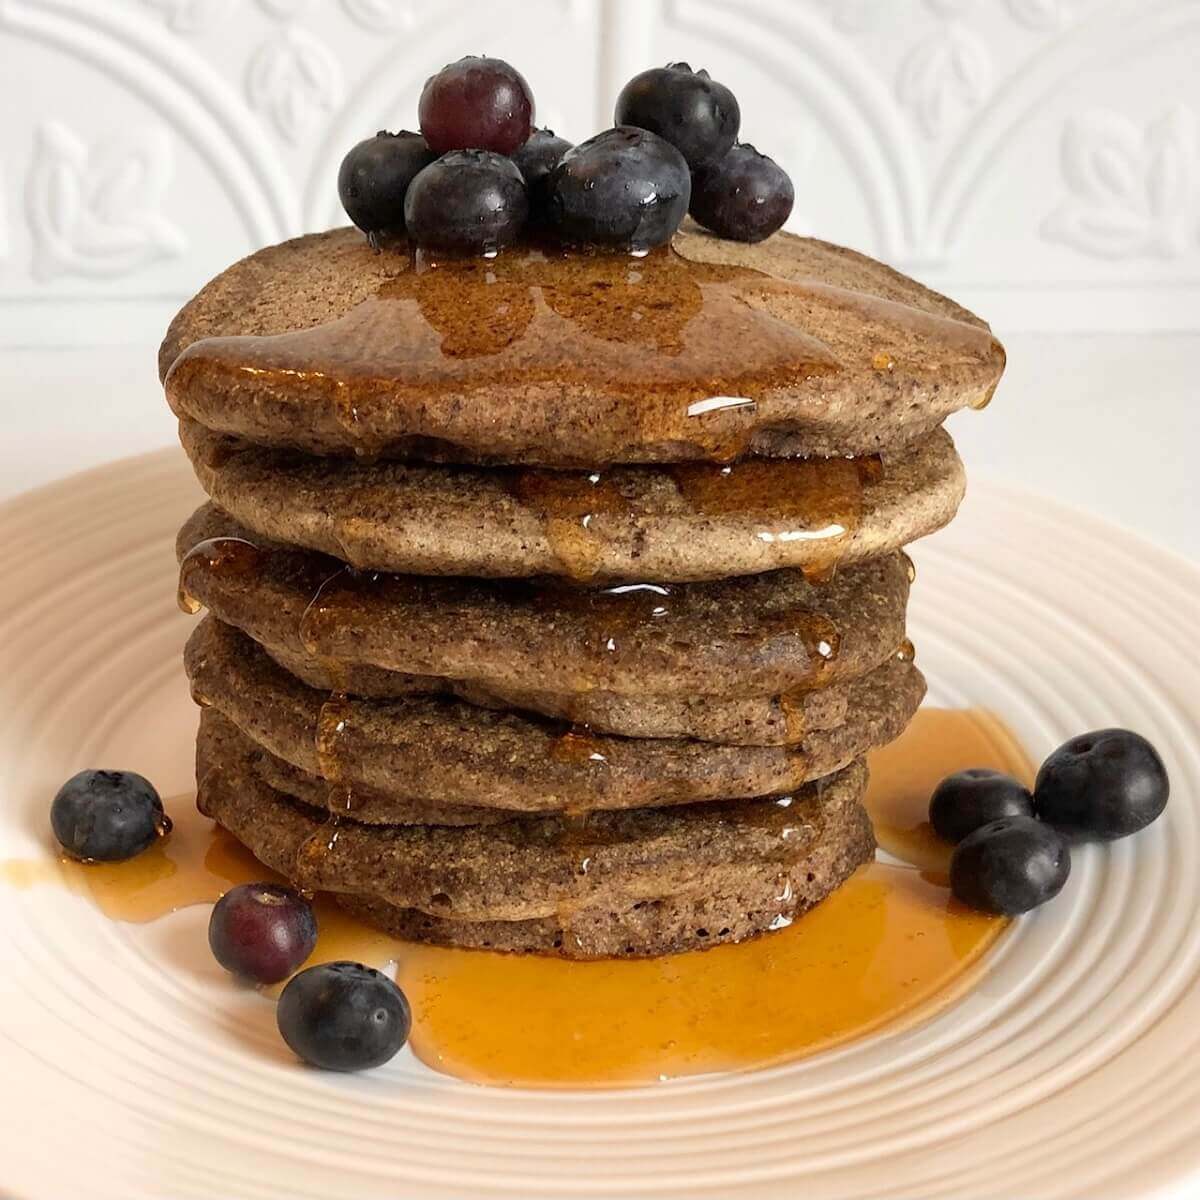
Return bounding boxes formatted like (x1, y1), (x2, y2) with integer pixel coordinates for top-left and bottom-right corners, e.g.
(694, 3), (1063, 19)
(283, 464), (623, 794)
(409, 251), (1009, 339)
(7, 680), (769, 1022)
(177, 536), (261, 614)
(510, 470), (631, 581)
(307, 693), (355, 867)
(777, 691), (810, 743)
(669, 455), (879, 583)
(506, 452), (882, 582)
(550, 729), (610, 766)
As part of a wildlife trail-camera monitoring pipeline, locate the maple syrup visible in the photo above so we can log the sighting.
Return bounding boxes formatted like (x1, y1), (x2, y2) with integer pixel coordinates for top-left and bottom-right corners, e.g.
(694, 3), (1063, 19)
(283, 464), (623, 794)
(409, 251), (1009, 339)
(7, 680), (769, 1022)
(177, 536), (261, 614)
(298, 565), (360, 693)
(550, 729), (609, 766)
(545, 580), (673, 668)
(669, 454), (880, 582)
(777, 691), (810, 742)
(507, 450), (880, 582)
(510, 469), (632, 580)
(867, 707), (1036, 875)
(314, 694), (354, 782)
(3, 708), (1025, 1087)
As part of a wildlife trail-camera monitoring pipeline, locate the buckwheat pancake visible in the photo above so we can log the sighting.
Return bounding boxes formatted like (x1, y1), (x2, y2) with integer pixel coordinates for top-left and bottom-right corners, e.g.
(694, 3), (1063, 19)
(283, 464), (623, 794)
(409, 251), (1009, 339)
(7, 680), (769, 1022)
(185, 618), (925, 813)
(200, 709), (507, 826)
(161, 224), (1004, 466)
(197, 730), (874, 956)
(200, 703), (864, 828)
(178, 506), (912, 739)
(179, 418), (962, 582)
(258, 642), (856, 746)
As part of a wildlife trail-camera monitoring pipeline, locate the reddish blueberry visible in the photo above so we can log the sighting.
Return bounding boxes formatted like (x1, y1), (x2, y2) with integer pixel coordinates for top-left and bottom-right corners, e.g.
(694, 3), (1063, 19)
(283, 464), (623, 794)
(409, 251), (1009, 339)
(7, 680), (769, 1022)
(208, 883), (317, 984)
(418, 56), (534, 156)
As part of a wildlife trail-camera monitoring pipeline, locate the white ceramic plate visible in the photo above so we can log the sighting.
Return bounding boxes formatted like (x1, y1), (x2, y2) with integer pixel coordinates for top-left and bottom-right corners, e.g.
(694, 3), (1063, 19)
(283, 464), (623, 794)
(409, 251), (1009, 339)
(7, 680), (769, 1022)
(1, 451), (1198, 1200)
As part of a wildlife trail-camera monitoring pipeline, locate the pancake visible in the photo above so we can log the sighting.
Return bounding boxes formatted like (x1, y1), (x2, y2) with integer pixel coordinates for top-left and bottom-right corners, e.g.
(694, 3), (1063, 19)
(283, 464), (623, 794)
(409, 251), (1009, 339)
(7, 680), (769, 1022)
(178, 419), (962, 583)
(197, 733), (875, 957)
(201, 709), (507, 827)
(259, 641), (853, 746)
(185, 617), (925, 813)
(161, 224), (1004, 466)
(178, 506), (913, 742)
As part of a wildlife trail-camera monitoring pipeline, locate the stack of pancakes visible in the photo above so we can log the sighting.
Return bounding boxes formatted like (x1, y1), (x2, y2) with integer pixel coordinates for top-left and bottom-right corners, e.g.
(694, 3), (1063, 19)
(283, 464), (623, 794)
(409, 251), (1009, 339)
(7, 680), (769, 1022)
(162, 223), (1004, 957)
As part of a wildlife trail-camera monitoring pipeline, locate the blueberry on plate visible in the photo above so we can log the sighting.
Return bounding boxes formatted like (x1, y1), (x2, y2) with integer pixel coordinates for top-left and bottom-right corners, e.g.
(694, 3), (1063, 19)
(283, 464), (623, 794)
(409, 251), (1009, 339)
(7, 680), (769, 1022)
(1035, 728), (1169, 841)
(950, 816), (1070, 916)
(615, 62), (739, 170)
(404, 150), (529, 254)
(929, 768), (1035, 844)
(546, 126), (690, 251)
(512, 128), (573, 224)
(209, 883), (318, 985)
(418, 55), (534, 156)
(690, 143), (794, 243)
(50, 769), (169, 862)
(277, 961), (411, 1072)
(337, 131), (435, 244)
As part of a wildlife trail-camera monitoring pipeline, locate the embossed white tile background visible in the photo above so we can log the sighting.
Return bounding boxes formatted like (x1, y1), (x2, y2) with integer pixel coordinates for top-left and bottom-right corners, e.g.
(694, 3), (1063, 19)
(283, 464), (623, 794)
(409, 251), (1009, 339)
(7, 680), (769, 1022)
(1, 0), (1198, 559)
(3, 0), (1198, 343)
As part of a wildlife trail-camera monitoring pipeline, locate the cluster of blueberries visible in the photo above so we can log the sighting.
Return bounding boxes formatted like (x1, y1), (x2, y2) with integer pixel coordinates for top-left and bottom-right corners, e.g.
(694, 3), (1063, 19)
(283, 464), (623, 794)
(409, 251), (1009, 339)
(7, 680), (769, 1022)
(932, 728), (1169, 916)
(337, 56), (794, 255)
(51, 771), (408, 1071)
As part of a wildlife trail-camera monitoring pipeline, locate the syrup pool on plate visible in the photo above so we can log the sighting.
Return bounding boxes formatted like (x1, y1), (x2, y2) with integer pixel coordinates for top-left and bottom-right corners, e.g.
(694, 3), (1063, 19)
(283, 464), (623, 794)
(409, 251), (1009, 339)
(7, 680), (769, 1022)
(2, 708), (1029, 1087)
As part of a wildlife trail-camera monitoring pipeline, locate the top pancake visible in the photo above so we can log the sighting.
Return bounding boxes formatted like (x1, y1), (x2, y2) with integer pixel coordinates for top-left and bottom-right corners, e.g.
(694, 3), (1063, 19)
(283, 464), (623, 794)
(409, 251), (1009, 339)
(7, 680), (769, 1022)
(161, 223), (1005, 467)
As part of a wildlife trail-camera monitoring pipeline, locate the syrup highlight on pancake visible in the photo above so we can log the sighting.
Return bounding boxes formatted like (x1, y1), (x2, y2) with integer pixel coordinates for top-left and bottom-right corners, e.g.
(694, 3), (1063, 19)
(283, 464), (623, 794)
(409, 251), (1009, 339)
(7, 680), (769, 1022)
(178, 536), (262, 615)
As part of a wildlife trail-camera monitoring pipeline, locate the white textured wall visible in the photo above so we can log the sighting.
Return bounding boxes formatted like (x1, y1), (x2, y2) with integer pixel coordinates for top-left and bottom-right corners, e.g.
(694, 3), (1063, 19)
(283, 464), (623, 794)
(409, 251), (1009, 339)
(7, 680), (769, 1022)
(1, 0), (1198, 347)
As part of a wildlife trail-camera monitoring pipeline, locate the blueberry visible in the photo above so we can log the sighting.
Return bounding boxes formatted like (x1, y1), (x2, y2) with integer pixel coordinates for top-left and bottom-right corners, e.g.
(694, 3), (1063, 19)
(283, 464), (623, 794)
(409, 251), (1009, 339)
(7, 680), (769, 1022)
(337, 131), (435, 244)
(209, 883), (317, 985)
(404, 150), (529, 254)
(418, 56), (534, 156)
(615, 62), (739, 170)
(1035, 728), (1168, 841)
(929, 769), (1035, 844)
(690, 143), (794, 243)
(277, 961), (411, 1072)
(512, 128), (573, 225)
(546, 126), (691, 251)
(50, 769), (169, 862)
(950, 817), (1070, 916)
